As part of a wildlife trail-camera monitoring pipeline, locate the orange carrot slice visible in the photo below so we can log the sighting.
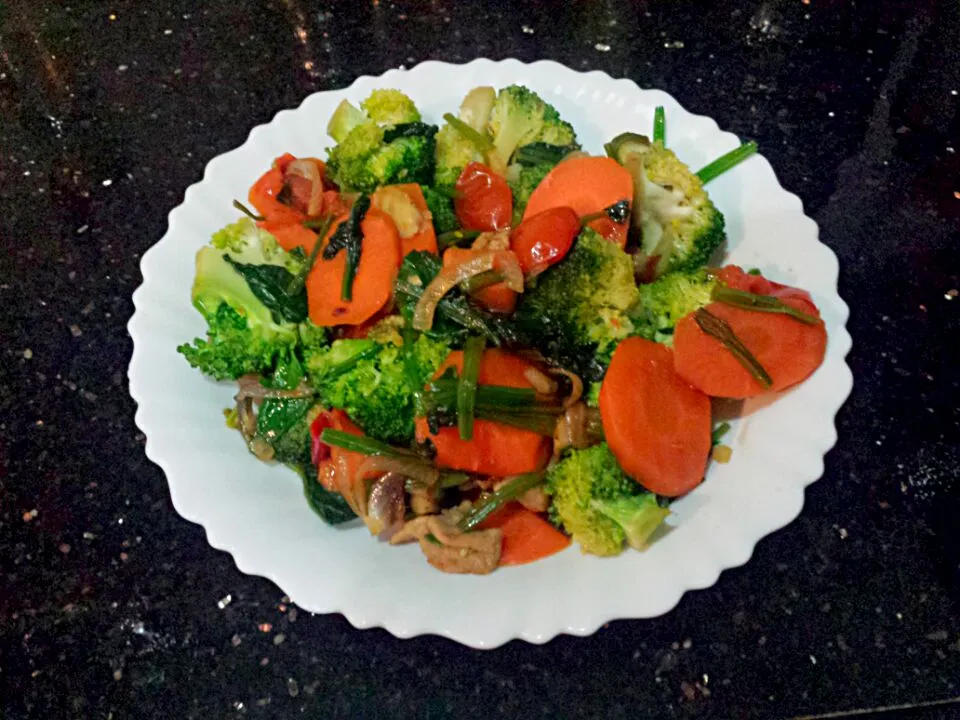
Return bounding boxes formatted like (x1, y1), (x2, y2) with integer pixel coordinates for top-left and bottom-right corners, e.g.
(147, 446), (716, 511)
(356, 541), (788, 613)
(372, 183), (438, 256)
(479, 503), (571, 565)
(442, 247), (518, 314)
(522, 156), (633, 247)
(672, 300), (827, 398)
(600, 337), (711, 497)
(307, 208), (401, 327)
(414, 349), (552, 476)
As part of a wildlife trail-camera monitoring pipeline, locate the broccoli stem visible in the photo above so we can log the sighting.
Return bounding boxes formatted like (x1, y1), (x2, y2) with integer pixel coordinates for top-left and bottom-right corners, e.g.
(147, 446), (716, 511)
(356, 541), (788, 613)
(233, 199), (264, 221)
(693, 308), (772, 388)
(442, 113), (494, 153)
(460, 472), (545, 531)
(457, 336), (485, 440)
(696, 141), (758, 184)
(437, 229), (481, 249)
(712, 286), (819, 325)
(319, 429), (416, 458)
(653, 106), (666, 146)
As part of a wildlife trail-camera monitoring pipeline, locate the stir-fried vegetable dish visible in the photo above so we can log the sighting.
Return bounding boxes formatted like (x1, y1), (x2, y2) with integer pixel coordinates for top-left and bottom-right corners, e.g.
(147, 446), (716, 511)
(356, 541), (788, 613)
(177, 87), (827, 574)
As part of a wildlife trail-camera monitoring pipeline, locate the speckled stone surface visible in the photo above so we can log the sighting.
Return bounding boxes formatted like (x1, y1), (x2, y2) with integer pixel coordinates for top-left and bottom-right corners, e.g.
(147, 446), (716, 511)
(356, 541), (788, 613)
(1, 1), (959, 718)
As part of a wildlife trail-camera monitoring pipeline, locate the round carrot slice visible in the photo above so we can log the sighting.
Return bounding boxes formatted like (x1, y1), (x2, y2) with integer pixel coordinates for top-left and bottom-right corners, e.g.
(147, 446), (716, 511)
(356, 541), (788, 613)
(307, 208), (401, 327)
(599, 337), (711, 497)
(522, 156), (633, 247)
(672, 300), (827, 398)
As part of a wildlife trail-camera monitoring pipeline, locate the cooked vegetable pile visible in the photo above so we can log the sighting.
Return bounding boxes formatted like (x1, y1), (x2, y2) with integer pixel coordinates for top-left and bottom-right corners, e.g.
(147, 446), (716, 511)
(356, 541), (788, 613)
(177, 87), (828, 574)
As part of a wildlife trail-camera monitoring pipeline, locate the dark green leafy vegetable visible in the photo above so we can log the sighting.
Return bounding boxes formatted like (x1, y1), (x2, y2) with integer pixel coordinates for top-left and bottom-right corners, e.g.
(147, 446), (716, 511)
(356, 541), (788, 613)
(322, 194), (372, 301)
(382, 122), (439, 143)
(303, 474), (356, 524)
(223, 256), (307, 323)
(513, 142), (576, 167)
(394, 251), (522, 346)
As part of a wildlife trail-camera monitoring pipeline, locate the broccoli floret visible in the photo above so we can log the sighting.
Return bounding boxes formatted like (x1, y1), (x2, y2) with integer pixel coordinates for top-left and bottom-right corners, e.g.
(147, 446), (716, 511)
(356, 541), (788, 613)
(178, 303), (298, 381)
(546, 443), (669, 556)
(306, 331), (452, 444)
(607, 133), (725, 278)
(326, 90), (436, 193)
(434, 122), (483, 191)
(178, 240), (301, 380)
(507, 162), (553, 225)
(514, 228), (639, 381)
(361, 89), (421, 125)
(421, 186), (459, 234)
(487, 85), (551, 173)
(633, 267), (718, 344)
(210, 218), (304, 273)
(178, 221), (322, 381)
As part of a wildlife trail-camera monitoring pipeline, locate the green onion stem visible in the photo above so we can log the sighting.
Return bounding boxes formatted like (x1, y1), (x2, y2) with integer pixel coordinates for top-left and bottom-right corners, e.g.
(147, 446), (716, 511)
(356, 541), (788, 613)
(696, 141), (758, 184)
(402, 326), (424, 415)
(233, 199), (264, 221)
(439, 472), (471, 489)
(712, 421), (732, 445)
(437, 229), (482, 249)
(712, 286), (819, 325)
(694, 308), (773, 388)
(319, 429), (415, 458)
(653, 106), (666, 146)
(460, 270), (504, 294)
(426, 379), (537, 408)
(460, 472), (545, 531)
(287, 215), (334, 294)
(457, 336), (485, 440)
(443, 113), (494, 153)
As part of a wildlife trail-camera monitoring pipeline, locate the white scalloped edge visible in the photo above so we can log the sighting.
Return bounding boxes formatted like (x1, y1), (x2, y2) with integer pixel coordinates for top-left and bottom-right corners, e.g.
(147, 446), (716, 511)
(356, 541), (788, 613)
(128, 58), (853, 649)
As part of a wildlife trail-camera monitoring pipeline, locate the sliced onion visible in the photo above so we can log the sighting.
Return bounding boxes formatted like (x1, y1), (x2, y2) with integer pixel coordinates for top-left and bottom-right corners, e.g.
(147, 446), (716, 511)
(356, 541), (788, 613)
(413, 253), (496, 330)
(237, 374), (313, 401)
(471, 228), (511, 252)
(365, 472), (407, 539)
(286, 159), (324, 216)
(355, 455), (439, 489)
(549, 367), (584, 409)
(524, 366), (558, 396)
(495, 251), (525, 293)
(554, 402), (590, 454)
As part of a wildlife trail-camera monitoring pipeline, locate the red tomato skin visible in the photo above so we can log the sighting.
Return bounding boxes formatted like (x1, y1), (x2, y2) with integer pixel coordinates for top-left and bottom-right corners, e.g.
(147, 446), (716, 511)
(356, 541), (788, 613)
(510, 206), (581, 274)
(454, 162), (513, 232)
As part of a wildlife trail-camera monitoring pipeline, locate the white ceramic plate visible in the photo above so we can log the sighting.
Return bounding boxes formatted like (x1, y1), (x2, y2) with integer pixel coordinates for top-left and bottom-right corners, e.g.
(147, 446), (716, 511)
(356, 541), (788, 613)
(128, 58), (853, 649)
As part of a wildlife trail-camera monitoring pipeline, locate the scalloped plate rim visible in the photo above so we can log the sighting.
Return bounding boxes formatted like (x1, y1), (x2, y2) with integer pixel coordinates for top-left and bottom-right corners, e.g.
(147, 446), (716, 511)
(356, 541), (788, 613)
(128, 58), (853, 649)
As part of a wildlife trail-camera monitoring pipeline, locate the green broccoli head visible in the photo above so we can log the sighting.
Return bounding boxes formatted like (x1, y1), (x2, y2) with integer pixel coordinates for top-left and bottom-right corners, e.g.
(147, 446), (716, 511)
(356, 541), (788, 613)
(534, 104), (577, 147)
(514, 228), (640, 381)
(306, 331), (452, 444)
(546, 443), (669, 556)
(633, 267), (718, 344)
(326, 90), (435, 193)
(486, 85), (552, 172)
(178, 243), (302, 380)
(434, 122), (483, 190)
(211, 218), (304, 273)
(420, 186), (460, 234)
(178, 303), (298, 381)
(607, 133), (725, 278)
(507, 162), (553, 226)
(361, 89), (421, 125)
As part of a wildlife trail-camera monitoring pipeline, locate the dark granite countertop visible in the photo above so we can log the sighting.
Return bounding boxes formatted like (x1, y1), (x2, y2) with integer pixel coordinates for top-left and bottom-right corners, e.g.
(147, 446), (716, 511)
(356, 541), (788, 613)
(1, 1), (958, 718)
